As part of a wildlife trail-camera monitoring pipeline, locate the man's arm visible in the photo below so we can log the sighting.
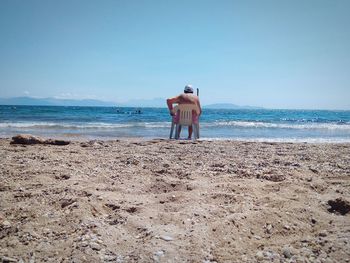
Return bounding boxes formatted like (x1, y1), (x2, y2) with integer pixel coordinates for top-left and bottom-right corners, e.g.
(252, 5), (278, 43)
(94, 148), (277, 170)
(167, 96), (180, 115)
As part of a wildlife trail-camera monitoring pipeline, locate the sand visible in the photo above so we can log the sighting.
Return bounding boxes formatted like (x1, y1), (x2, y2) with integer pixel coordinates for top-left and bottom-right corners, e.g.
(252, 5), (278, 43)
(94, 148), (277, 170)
(0, 138), (349, 262)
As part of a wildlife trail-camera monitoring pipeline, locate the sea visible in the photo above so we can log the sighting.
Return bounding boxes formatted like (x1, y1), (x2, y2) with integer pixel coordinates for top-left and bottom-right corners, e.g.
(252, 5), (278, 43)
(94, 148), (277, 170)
(1, 105), (350, 143)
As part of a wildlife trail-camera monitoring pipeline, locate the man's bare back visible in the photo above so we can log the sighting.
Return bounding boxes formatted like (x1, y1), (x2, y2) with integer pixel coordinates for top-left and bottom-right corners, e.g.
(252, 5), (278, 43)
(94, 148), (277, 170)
(167, 93), (201, 115)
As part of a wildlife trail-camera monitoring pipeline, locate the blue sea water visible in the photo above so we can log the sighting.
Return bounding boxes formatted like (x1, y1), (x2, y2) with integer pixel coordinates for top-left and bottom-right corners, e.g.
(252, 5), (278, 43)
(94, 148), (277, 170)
(0, 105), (350, 142)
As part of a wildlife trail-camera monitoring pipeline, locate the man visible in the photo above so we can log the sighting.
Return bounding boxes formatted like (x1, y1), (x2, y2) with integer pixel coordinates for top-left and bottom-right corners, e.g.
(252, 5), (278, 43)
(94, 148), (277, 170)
(167, 85), (202, 139)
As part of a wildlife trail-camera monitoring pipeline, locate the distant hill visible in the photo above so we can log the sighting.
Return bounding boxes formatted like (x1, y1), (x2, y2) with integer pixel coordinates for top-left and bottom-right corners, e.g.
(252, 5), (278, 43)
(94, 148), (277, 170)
(119, 100), (263, 109)
(0, 97), (263, 109)
(0, 97), (116, 107)
(204, 103), (263, 109)
(0, 96), (167, 107)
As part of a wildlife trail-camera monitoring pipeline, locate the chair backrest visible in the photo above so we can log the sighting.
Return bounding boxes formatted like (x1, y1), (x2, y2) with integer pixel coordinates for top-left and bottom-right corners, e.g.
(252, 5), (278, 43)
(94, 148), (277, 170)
(176, 104), (199, 126)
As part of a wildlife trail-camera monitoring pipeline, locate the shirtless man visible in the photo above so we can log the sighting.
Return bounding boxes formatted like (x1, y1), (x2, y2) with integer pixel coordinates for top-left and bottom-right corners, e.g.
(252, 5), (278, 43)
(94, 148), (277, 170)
(167, 85), (202, 139)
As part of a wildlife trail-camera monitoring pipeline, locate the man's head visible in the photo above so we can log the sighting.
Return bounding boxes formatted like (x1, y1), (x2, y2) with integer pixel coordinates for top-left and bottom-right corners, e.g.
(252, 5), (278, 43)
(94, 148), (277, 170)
(184, 84), (193, 94)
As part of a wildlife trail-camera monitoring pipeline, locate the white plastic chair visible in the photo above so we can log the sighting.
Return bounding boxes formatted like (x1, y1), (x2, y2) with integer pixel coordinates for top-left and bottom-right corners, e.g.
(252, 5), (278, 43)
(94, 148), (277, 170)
(169, 104), (200, 140)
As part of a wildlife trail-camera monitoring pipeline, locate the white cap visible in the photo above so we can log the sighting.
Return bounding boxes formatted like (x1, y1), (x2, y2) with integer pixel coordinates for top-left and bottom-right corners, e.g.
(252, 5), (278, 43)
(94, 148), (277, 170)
(184, 84), (193, 93)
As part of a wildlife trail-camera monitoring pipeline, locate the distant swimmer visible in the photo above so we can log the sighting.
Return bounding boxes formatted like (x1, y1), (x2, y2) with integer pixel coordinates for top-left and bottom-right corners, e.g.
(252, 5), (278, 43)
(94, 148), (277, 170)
(115, 108), (142, 114)
(130, 109), (142, 114)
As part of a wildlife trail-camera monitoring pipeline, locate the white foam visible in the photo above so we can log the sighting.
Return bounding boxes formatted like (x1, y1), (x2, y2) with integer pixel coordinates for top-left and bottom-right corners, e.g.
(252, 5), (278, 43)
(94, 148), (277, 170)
(201, 121), (350, 130)
(200, 137), (350, 143)
(1, 120), (350, 130)
(0, 121), (172, 129)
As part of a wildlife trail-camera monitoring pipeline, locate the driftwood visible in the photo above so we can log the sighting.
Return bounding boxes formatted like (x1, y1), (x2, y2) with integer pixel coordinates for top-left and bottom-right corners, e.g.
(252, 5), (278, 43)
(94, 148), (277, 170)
(11, 134), (70, 146)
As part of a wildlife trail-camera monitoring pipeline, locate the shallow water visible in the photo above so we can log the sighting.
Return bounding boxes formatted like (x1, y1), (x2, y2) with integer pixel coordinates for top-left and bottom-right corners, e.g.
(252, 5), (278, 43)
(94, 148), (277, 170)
(0, 105), (349, 142)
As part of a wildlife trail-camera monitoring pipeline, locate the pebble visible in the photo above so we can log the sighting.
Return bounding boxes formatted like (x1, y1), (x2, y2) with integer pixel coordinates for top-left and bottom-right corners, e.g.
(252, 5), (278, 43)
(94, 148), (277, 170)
(81, 241), (88, 247)
(319, 231), (327, 237)
(256, 251), (264, 260)
(2, 220), (11, 228)
(153, 250), (165, 263)
(7, 239), (17, 247)
(263, 251), (279, 260)
(282, 247), (292, 258)
(1, 256), (17, 262)
(266, 224), (273, 234)
(90, 242), (101, 251)
(160, 235), (174, 241)
(103, 255), (117, 261)
(309, 255), (316, 261)
(300, 247), (312, 256)
(154, 250), (165, 257)
(317, 238), (327, 246)
(283, 225), (290, 230)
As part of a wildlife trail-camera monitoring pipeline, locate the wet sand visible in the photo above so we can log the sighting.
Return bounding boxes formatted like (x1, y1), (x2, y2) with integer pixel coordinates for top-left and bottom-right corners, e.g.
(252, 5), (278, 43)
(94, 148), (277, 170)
(0, 138), (349, 262)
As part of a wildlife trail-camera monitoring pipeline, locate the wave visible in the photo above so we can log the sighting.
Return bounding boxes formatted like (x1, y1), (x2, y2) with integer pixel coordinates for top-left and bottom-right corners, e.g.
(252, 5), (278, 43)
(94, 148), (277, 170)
(201, 137), (350, 143)
(0, 121), (171, 129)
(204, 121), (350, 130)
(1, 120), (350, 131)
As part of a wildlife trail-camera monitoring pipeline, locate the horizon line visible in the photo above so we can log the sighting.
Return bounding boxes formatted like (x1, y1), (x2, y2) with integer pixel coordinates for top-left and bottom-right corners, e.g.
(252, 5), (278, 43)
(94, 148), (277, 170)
(0, 96), (349, 111)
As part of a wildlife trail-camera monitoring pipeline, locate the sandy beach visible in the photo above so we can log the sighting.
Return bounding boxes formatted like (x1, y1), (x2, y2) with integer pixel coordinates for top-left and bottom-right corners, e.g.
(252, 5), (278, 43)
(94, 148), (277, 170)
(0, 138), (349, 262)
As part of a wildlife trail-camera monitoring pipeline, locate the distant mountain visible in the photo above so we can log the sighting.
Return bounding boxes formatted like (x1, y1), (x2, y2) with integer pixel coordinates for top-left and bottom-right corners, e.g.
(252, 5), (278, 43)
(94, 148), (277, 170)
(0, 97), (116, 107)
(204, 103), (263, 109)
(0, 96), (263, 109)
(0, 96), (167, 107)
(119, 100), (263, 109)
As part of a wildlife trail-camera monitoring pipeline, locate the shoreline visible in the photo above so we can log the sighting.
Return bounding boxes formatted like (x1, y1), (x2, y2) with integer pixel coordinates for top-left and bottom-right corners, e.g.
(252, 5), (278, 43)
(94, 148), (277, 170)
(1, 134), (350, 144)
(0, 138), (349, 262)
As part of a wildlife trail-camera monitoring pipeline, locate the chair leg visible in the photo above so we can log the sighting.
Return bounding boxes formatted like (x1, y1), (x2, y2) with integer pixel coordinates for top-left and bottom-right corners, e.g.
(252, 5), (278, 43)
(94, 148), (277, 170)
(193, 124), (199, 140)
(169, 120), (175, 139)
(175, 124), (181, 139)
(191, 124), (196, 141)
(196, 123), (200, 139)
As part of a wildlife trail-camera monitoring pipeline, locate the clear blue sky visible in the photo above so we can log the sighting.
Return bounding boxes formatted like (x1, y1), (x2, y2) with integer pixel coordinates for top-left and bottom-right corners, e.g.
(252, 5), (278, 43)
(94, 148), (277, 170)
(0, 0), (349, 109)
